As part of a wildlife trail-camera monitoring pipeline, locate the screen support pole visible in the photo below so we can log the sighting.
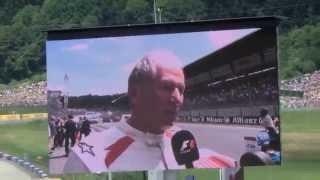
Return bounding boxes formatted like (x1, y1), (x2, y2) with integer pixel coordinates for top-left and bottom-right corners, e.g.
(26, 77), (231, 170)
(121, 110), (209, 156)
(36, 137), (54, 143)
(108, 172), (112, 180)
(148, 170), (164, 180)
(148, 170), (178, 180)
(220, 167), (244, 180)
(153, 0), (157, 24)
(147, 168), (244, 180)
(146, 168), (244, 180)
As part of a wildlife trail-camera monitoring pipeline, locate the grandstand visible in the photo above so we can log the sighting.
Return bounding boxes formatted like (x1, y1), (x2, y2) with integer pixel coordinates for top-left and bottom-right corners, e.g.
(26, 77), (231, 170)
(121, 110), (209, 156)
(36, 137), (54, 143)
(303, 70), (320, 108)
(180, 27), (279, 126)
(0, 81), (47, 115)
(280, 70), (320, 109)
(0, 81), (46, 107)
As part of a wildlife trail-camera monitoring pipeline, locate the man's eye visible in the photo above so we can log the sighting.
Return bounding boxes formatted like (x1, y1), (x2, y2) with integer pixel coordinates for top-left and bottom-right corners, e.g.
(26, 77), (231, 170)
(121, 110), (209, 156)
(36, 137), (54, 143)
(179, 87), (185, 94)
(163, 84), (173, 91)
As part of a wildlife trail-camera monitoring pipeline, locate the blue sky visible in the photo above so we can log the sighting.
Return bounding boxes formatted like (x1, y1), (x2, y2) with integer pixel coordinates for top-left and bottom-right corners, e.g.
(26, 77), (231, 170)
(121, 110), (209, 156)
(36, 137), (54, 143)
(47, 28), (259, 96)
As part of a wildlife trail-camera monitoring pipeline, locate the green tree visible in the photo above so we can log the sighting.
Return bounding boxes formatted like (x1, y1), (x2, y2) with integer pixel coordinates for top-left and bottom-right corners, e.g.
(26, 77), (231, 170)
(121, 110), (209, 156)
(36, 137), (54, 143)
(0, 5), (44, 83)
(157, 0), (207, 22)
(0, 0), (44, 25)
(40, 0), (99, 28)
(1, 0), (320, 83)
(280, 23), (320, 79)
(81, 15), (99, 27)
(96, 0), (128, 26)
(123, 0), (152, 24)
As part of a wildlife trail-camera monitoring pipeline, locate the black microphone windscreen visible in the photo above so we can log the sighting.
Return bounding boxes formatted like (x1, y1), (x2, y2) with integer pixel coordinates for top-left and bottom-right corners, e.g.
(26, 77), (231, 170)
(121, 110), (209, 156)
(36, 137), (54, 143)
(171, 130), (199, 166)
(240, 151), (273, 166)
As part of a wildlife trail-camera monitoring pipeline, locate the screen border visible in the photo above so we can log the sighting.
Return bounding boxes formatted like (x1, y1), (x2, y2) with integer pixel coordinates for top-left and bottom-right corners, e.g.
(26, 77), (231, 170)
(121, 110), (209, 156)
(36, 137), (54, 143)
(46, 16), (280, 41)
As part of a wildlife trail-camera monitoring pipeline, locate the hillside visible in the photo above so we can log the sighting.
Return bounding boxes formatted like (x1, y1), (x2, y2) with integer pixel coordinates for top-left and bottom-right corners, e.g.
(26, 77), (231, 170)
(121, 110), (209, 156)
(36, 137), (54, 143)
(0, 0), (320, 84)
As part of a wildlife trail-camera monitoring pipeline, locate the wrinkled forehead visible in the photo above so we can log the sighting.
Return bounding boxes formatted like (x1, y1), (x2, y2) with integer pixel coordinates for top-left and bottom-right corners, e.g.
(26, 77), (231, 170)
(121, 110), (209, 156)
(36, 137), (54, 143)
(155, 65), (185, 82)
(156, 65), (184, 81)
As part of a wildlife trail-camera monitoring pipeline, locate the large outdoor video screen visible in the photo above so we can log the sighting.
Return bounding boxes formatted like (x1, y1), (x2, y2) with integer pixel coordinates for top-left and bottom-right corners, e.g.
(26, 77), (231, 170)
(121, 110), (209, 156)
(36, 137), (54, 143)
(47, 17), (281, 175)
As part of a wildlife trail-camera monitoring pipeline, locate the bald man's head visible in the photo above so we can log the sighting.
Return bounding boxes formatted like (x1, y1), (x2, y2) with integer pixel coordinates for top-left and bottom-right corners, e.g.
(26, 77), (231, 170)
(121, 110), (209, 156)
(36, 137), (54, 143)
(128, 50), (183, 96)
(127, 50), (185, 134)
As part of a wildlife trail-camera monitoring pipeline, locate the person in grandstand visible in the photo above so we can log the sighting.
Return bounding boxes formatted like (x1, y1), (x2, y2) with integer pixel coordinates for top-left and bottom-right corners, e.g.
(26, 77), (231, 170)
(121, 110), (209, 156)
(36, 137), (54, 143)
(63, 51), (235, 173)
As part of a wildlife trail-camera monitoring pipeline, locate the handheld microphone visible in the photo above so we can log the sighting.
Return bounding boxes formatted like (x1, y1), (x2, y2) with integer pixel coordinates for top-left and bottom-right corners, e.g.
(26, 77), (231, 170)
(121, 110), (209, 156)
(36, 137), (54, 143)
(240, 151), (273, 166)
(171, 130), (199, 168)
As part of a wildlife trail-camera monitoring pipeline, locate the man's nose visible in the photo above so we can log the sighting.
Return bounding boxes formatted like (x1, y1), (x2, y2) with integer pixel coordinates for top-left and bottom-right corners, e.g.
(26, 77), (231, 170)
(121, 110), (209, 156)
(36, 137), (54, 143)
(170, 88), (183, 105)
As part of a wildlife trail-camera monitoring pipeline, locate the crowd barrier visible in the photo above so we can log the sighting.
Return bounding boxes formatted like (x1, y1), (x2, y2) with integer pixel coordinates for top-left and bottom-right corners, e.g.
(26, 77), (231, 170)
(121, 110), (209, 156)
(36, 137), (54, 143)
(0, 113), (47, 121)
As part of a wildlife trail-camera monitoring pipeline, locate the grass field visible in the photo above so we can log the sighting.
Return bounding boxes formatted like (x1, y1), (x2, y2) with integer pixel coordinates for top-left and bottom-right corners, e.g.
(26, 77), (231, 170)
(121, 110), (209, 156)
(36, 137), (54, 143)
(0, 120), (48, 171)
(177, 169), (219, 180)
(60, 169), (219, 180)
(60, 171), (146, 180)
(0, 109), (319, 180)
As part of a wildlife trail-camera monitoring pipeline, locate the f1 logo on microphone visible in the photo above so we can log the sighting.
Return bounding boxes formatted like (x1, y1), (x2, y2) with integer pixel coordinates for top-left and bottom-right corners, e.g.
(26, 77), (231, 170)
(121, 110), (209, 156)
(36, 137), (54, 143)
(180, 139), (196, 154)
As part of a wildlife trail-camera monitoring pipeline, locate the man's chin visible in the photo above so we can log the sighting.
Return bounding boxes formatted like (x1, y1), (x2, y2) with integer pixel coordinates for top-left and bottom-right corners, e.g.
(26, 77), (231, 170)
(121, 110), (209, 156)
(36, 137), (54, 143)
(161, 120), (174, 130)
(161, 124), (172, 132)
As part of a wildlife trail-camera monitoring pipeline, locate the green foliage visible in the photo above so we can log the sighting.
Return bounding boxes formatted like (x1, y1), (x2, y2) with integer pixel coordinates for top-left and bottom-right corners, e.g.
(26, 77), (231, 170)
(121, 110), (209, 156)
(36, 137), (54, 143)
(158, 0), (207, 22)
(0, 4), (44, 83)
(123, 0), (152, 24)
(40, 0), (100, 28)
(1, 0), (320, 83)
(96, 0), (128, 25)
(0, 0), (44, 25)
(29, 72), (46, 82)
(280, 23), (320, 79)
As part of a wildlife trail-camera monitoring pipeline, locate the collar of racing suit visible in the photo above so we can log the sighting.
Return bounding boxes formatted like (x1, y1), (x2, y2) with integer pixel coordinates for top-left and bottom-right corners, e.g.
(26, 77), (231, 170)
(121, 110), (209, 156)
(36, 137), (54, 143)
(116, 119), (165, 148)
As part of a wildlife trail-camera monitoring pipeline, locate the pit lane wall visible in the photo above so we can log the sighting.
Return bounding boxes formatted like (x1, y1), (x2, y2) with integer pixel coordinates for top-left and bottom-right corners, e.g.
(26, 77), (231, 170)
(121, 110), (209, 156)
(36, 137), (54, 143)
(0, 113), (47, 121)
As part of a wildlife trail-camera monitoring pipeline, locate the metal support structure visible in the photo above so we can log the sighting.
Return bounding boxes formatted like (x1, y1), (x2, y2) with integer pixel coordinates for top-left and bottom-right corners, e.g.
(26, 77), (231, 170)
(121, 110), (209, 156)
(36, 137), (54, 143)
(63, 73), (69, 117)
(148, 170), (164, 180)
(108, 172), (112, 180)
(147, 168), (244, 180)
(148, 170), (177, 180)
(157, 8), (162, 23)
(220, 168), (244, 180)
(153, 0), (157, 24)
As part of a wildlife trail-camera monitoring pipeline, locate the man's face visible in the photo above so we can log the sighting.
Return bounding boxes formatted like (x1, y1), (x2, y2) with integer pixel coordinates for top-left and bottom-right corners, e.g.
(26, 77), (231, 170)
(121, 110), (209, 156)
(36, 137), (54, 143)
(136, 64), (185, 132)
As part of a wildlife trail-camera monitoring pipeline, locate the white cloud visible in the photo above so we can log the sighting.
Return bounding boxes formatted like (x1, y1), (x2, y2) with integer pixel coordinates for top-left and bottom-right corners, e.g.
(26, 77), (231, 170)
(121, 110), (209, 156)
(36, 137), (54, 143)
(207, 29), (259, 51)
(65, 43), (89, 51)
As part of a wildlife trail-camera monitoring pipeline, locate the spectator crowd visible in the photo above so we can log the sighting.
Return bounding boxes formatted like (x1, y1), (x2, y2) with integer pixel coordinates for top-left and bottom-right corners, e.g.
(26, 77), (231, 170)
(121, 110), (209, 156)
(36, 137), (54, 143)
(280, 70), (320, 109)
(0, 81), (46, 107)
(0, 71), (319, 110)
(183, 73), (278, 110)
